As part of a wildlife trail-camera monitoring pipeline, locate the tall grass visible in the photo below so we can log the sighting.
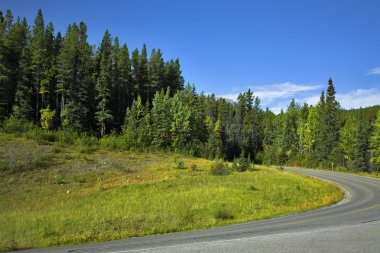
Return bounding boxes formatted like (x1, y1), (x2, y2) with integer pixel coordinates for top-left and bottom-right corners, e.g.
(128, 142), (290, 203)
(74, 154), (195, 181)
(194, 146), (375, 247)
(0, 133), (343, 251)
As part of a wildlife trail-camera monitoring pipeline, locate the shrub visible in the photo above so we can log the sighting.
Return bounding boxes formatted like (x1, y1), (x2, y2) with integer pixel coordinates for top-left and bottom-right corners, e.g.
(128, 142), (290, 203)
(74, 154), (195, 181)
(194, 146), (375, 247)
(55, 129), (80, 145)
(248, 185), (258, 191)
(2, 116), (34, 134)
(210, 160), (228, 175)
(40, 107), (55, 130)
(232, 156), (252, 172)
(191, 164), (198, 171)
(214, 208), (234, 220)
(175, 159), (186, 170)
(25, 128), (56, 143)
(100, 134), (126, 150)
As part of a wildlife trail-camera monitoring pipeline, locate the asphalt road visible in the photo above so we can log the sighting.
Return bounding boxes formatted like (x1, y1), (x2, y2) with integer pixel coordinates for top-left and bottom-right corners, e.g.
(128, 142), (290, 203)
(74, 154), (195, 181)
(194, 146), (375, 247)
(15, 168), (380, 253)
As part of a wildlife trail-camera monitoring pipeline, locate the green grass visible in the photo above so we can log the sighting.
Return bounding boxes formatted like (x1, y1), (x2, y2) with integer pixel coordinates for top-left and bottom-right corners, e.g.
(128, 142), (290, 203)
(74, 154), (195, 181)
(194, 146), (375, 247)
(0, 133), (343, 251)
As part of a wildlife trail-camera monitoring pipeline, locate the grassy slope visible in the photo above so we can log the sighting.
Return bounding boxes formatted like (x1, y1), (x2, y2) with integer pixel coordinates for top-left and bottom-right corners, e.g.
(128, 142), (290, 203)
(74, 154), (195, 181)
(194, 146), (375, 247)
(0, 133), (343, 251)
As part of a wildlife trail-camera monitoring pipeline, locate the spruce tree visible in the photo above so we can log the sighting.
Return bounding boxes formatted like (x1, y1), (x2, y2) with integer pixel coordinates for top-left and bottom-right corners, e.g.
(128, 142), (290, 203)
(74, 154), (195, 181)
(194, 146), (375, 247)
(339, 114), (356, 168)
(325, 78), (341, 163)
(151, 89), (172, 147)
(139, 44), (149, 104)
(314, 90), (328, 166)
(118, 43), (132, 111)
(171, 90), (191, 151)
(96, 31), (113, 136)
(148, 49), (165, 97)
(13, 46), (34, 120)
(30, 9), (47, 121)
(123, 96), (149, 148)
(0, 11), (11, 120)
(370, 110), (380, 171)
(353, 111), (371, 172)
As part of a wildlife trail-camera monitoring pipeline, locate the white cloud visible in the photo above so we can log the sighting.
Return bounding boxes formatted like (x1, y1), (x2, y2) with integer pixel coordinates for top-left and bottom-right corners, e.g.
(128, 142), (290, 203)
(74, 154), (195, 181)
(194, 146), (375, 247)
(367, 67), (380, 75)
(296, 89), (380, 110)
(217, 82), (321, 103)
(337, 89), (380, 109)
(217, 83), (380, 114)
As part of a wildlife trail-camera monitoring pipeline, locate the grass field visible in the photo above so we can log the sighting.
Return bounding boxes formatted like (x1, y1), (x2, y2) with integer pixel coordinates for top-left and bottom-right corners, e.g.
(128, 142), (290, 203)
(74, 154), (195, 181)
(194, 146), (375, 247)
(0, 133), (343, 251)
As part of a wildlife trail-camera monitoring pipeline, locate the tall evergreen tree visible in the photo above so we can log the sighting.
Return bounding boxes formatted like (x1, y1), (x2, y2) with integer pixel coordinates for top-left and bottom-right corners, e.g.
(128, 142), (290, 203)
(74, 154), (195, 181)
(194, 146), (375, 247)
(151, 89), (172, 147)
(57, 22), (92, 130)
(370, 110), (380, 171)
(96, 31), (113, 136)
(339, 114), (356, 168)
(148, 49), (165, 97)
(118, 43), (132, 110)
(12, 46), (34, 120)
(30, 9), (47, 121)
(314, 90), (328, 166)
(0, 10), (11, 120)
(353, 111), (371, 172)
(325, 78), (341, 163)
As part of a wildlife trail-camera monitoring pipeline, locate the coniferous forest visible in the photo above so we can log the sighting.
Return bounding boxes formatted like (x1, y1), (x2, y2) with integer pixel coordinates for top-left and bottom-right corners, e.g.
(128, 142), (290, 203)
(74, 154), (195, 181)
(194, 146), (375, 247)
(1, 9), (380, 172)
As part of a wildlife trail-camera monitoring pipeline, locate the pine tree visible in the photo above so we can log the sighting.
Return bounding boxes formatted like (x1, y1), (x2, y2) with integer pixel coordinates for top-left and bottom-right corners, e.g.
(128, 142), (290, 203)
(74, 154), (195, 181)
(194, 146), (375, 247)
(30, 9), (47, 121)
(12, 46), (34, 120)
(171, 90), (191, 151)
(131, 48), (139, 99)
(151, 89), (172, 147)
(339, 114), (356, 168)
(57, 22), (92, 131)
(370, 109), (380, 171)
(111, 37), (121, 128)
(164, 59), (184, 95)
(0, 11), (11, 120)
(325, 78), (341, 163)
(123, 96), (150, 148)
(281, 99), (300, 163)
(118, 43), (132, 111)
(139, 44), (149, 104)
(148, 48), (165, 97)
(96, 31), (113, 136)
(314, 90), (328, 166)
(353, 111), (371, 172)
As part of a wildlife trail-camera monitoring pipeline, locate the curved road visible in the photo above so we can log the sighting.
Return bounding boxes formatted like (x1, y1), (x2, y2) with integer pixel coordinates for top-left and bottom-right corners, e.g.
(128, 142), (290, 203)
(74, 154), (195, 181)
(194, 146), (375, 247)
(17, 168), (380, 253)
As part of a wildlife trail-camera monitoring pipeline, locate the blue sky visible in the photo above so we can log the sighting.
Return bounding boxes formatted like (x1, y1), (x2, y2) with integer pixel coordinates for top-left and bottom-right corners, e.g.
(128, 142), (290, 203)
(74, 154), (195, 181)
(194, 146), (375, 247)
(2, 0), (380, 113)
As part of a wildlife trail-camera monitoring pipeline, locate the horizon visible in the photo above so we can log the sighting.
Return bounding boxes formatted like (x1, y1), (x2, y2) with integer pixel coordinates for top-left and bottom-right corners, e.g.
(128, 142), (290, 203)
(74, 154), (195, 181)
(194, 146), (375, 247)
(2, 0), (380, 113)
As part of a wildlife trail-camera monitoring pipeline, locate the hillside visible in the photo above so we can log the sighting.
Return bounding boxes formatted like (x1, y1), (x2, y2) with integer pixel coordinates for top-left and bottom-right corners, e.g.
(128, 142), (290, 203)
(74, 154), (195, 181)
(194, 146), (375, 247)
(0, 132), (342, 251)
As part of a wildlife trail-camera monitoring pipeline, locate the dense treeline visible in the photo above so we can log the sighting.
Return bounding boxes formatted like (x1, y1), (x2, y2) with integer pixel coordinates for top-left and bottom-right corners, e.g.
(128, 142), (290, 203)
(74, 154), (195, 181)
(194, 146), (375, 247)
(0, 9), (184, 134)
(1, 9), (379, 172)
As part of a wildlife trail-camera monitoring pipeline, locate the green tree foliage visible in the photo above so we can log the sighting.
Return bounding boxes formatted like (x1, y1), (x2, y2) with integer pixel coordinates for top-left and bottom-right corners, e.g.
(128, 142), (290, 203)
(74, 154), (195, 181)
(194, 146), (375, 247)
(352, 112), (371, 172)
(1, 8), (378, 175)
(370, 109), (380, 170)
(122, 96), (150, 148)
(12, 47), (34, 120)
(40, 106), (55, 129)
(151, 89), (172, 148)
(281, 99), (299, 163)
(30, 9), (48, 120)
(57, 22), (93, 131)
(339, 114), (356, 168)
(0, 11), (11, 120)
(96, 31), (113, 136)
(170, 91), (191, 151)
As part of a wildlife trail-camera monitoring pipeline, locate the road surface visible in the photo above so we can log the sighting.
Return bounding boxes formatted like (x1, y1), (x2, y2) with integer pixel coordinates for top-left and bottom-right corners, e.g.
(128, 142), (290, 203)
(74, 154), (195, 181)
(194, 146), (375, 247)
(15, 168), (380, 253)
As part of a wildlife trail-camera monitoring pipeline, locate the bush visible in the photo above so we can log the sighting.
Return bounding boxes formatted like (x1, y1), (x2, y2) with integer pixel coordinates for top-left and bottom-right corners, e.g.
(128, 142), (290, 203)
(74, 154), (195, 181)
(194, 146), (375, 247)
(210, 160), (228, 175)
(40, 107), (55, 130)
(55, 129), (80, 145)
(1, 116), (34, 134)
(175, 159), (186, 170)
(214, 208), (234, 220)
(100, 134), (126, 150)
(232, 156), (254, 172)
(25, 128), (56, 143)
